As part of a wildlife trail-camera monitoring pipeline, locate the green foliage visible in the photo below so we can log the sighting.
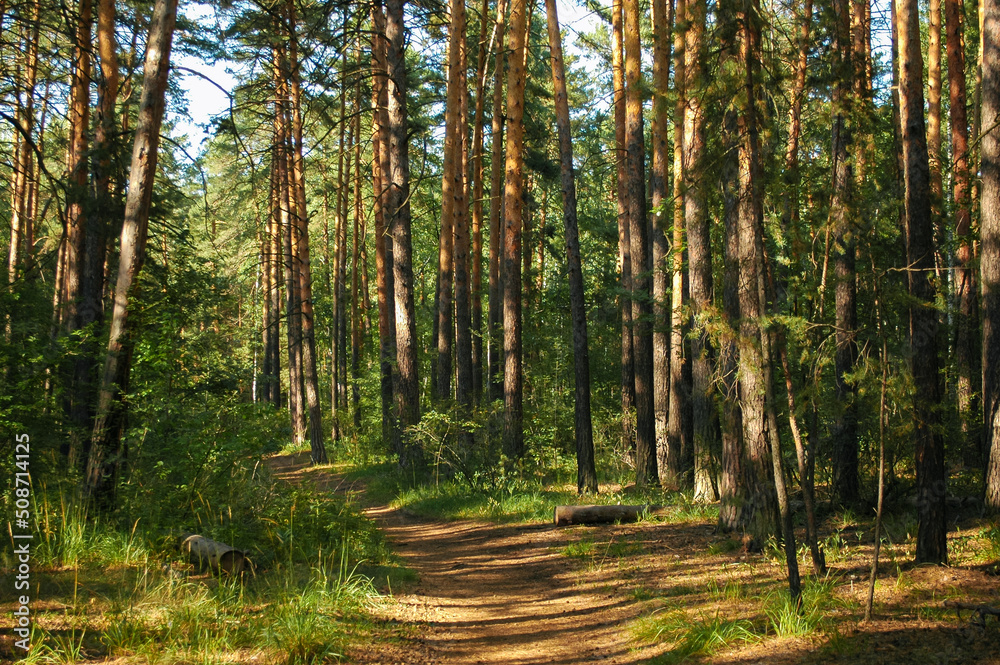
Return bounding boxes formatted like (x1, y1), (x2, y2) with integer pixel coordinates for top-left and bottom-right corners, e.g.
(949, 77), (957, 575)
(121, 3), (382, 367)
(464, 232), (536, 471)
(633, 609), (759, 664)
(981, 523), (1000, 562)
(763, 580), (834, 638)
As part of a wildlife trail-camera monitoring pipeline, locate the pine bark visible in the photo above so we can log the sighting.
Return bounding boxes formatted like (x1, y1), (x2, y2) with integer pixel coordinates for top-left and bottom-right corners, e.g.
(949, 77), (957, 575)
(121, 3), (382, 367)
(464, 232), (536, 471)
(947, 0), (979, 464)
(471, 0), (492, 403)
(274, 42), (306, 446)
(623, 0), (657, 487)
(651, 0), (673, 486)
(437, 0), (463, 402)
(685, 0), (715, 497)
(831, 0), (859, 507)
(372, 0), (397, 451)
(86, 0), (177, 503)
(352, 75), (364, 431)
(7, 0), (40, 286)
(453, 0), (474, 441)
(612, 0), (635, 452)
(502, 0), (529, 460)
(545, 0), (597, 493)
(487, 0), (508, 402)
(286, 0), (327, 465)
(897, 0), (947, 562)
(386, 0), (423, 468)
(982, 0), (1000, 511)
(670, 0), (698, 498)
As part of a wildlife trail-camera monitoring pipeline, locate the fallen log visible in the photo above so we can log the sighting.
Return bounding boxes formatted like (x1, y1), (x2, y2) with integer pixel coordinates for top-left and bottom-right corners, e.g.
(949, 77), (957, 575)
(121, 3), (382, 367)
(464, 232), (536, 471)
(180, 534), (252, 575)
(554, 504), (662, 526)
(943, 601), (1000, 626)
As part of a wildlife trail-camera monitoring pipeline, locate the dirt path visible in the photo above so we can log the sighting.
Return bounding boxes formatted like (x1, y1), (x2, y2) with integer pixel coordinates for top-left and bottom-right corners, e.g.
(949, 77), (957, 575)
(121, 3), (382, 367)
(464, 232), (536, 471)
(267, 453), (646, 665)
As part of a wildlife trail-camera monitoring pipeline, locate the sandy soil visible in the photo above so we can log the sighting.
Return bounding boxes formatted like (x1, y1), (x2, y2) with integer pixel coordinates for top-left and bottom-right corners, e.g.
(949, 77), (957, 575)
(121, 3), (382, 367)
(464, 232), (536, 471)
(268, 452), (649, 665)
(268, 453), (1000, 665)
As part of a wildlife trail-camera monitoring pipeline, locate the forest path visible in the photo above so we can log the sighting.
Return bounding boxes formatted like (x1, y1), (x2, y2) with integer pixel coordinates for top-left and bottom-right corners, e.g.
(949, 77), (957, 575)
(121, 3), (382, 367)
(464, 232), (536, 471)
(267, 452), (645, 665)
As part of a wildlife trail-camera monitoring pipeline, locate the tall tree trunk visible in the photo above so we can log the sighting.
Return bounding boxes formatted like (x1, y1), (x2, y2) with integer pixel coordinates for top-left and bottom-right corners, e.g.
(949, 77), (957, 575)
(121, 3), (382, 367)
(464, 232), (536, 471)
(265, 160), (282, 407)
(982, 0), (1000, 510)
(372, 0), (397, 451)
(471, 0), (492, 403)
(831, 0), (859, 507)
(488, 0), (509, 402)
(352, 71), (364, 431)
(898, 0), (947, 562)
(437, 0), (463, 402)
(735, 0), (778, 548)
(685, 0), (716, 498)
(612, 0), (635, 453)
(62, 0), (94, 466)
(545, 0), (597, 493)
(61, 0), (92, 336)
(502, 0), (529, 460)
(337, 106), (351, 412)
(454, 0), (474, 444)
(85, 0), (177, 503)
(274, 42), (306, 446)
(7, 0), (40, 287)
(928, 0), (944, 257)
(624, 0), (657, 487)
(285, 0), (327, 464)
(718, 98), (745, 533)
(948, 0), (979, 465)
(386, 0), (423, 469)
(651, 0), (673, 486)
(670, 0), (698, 498)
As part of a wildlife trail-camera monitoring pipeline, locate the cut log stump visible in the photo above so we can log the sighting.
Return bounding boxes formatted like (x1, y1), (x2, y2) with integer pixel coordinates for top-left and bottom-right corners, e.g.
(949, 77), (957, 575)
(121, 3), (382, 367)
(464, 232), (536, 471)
(181, 534), (252, 575)
(554, 504), (663, 526)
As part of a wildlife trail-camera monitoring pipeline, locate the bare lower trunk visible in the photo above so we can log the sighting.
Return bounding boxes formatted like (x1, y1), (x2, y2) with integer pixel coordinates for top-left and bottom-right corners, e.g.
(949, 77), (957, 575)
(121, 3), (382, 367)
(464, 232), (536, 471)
(898, 0), (947, 562)
(286, 0), (327, 464)
(502, 0), (529, 460)
(386, 0), (423, 469)
(545, 0), (597, 493)
(86, 0), (177, 504)
(651, 0), (673, 487)
(612, 0), (635, 454)
(685, 0), (716, 499)
(947, 0), (979, 464)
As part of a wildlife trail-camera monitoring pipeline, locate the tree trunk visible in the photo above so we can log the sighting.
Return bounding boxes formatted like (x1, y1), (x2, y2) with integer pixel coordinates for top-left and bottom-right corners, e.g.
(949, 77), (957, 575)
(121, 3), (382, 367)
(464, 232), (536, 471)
(372, 0), (397, 452)
(928, 0), (945, 275)
(386, 0), (423, 469)
(7, 0), (40, 287)
(670, 0), (698, 498)
(502, 0), (529, 460)
(651, 0), (672, 487)
(274, 42), (306, 446)
(286, 0), (327, 465)
(352, 72), (364, 431)
(982, 0), (1000, 511)
(545, 0), (597, 494)
(453, 0), (474, 444)
(85, 0), (177, 504)
(612, 0), (635, 454)
(897, 0), (947, 562)
(947, 0), (980, 465)
(623, 0), (657, 488)
(488, 0), (508, 403)
(471, 0), (492, 404)
(831, 0), (859, 507)
(685, 0), (716, 499)
(437, 0), (463, 403)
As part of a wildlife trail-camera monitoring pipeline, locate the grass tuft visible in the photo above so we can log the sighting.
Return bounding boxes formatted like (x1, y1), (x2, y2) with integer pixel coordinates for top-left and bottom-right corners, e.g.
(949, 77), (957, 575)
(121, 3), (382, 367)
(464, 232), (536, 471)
(634, 609), (759, 664)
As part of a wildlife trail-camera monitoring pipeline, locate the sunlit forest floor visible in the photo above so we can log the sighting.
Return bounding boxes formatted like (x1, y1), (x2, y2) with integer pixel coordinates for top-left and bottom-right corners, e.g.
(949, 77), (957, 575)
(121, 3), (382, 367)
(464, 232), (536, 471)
(3, 450), (999, 664)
